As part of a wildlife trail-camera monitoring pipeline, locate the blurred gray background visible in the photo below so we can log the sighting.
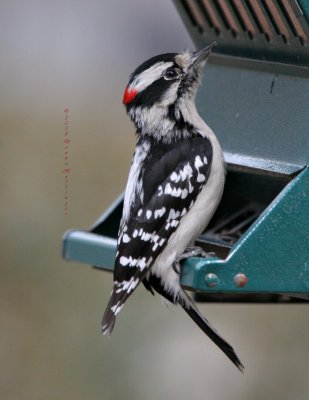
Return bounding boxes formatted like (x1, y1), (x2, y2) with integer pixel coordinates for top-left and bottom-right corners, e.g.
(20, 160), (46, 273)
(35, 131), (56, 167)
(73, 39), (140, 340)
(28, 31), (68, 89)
(1, 1), (308, 399)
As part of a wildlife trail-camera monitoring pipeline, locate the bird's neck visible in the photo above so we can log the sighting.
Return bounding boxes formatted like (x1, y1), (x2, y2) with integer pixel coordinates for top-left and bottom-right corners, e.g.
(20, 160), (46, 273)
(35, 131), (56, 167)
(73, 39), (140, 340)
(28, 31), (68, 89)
(129, 98), (206, 143)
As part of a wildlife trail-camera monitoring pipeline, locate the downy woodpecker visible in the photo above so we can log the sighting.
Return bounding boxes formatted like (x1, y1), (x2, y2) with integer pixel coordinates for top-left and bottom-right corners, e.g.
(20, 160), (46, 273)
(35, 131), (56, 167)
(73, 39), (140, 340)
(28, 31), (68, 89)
(102, 43), (244, 371)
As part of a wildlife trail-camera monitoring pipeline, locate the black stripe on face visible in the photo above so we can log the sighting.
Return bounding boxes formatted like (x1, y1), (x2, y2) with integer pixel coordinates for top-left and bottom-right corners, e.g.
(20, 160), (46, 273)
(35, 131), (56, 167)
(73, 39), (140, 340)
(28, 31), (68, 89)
(132, 77), (176, 108)
(125, 53), (180, 109)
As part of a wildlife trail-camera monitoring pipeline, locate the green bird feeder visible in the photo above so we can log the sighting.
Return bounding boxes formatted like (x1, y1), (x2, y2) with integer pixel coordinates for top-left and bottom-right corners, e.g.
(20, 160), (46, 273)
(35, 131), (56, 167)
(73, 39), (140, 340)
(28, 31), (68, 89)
(63, 0), (309, 303)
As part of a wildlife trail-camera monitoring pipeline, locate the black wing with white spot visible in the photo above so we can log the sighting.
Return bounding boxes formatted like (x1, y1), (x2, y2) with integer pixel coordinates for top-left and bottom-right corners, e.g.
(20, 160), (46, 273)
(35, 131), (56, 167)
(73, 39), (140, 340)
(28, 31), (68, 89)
(101, 134), (213, 334)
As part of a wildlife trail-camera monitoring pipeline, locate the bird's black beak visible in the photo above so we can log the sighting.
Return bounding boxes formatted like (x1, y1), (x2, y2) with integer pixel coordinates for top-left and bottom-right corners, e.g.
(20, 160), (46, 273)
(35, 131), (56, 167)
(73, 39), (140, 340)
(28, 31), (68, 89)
(189, 42), (217, 68)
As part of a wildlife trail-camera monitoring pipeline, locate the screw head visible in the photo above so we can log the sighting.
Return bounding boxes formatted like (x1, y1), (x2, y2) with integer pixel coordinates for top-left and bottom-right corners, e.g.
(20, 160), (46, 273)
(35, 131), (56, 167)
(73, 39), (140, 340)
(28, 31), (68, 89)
(234, 273), (248, 288)
(205, 273), (219, 287)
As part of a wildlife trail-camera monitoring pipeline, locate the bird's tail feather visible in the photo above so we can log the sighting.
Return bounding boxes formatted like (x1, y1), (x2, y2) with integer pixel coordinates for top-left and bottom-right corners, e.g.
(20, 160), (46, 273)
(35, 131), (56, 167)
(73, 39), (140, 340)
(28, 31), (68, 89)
(101, 312), (116, 336)
(180, 292), (244, 372)
(101, 293), (119, 336)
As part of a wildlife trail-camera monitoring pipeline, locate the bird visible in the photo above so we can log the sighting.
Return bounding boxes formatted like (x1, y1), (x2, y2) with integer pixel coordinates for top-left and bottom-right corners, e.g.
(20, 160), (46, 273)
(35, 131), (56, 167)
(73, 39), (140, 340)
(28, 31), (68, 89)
(101, 42), (244, 371)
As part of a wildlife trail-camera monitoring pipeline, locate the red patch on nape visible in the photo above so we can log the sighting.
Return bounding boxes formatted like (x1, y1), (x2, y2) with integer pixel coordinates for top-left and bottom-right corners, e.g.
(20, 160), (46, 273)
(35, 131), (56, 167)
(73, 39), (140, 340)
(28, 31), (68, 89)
(123, 86), (138, 105)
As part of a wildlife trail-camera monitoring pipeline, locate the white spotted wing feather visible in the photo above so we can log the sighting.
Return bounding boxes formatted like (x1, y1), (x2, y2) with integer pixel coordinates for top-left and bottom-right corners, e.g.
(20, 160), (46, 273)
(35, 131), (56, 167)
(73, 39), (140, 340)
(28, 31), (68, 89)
(101, 134), (215, 335)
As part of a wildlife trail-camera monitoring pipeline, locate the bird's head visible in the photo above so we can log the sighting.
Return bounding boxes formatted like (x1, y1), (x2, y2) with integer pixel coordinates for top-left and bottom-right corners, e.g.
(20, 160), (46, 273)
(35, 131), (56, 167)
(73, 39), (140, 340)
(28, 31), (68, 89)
(123, 42), (217, 138)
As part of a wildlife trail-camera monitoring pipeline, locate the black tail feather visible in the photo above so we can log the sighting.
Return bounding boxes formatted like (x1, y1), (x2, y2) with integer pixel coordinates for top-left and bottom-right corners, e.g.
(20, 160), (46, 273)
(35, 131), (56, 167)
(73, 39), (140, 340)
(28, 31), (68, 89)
(180, 294), (244, 372)
(101, 310), (116, 336)
(101, 292), (119, 336)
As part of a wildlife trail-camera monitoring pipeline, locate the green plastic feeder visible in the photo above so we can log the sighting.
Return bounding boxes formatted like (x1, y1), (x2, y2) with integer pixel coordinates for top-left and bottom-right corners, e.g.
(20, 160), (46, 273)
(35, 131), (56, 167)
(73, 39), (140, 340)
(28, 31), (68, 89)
(63, 0), (309, 302)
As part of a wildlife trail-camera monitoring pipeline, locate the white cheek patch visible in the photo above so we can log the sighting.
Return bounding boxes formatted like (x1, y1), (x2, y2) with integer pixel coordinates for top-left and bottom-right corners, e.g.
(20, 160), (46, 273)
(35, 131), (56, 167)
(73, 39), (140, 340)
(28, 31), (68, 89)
(129, 61), (174, 93)
(160, 82), (180, 106)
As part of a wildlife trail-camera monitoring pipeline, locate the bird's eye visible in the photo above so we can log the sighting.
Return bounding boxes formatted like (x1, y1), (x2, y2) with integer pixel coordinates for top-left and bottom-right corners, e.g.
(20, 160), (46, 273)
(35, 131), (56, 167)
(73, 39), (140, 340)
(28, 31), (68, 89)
(164, 68), (181, 81)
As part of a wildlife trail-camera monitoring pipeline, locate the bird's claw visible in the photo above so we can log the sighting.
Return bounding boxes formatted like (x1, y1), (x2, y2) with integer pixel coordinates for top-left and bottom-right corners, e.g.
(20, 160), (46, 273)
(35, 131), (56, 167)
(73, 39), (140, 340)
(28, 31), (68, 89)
(173, 246), (217, 275)
(172, 261), (182, 275)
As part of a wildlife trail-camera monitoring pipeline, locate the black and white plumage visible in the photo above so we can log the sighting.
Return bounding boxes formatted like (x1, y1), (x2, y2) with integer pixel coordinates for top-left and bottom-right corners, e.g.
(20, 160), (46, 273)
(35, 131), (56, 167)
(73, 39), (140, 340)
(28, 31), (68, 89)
(102, 43), (244, 371)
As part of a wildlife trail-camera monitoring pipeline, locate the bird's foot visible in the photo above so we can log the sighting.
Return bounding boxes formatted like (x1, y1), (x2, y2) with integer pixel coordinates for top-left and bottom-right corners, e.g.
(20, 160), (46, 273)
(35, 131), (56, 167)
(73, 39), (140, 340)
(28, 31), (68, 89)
(172, 246), (216, 275)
